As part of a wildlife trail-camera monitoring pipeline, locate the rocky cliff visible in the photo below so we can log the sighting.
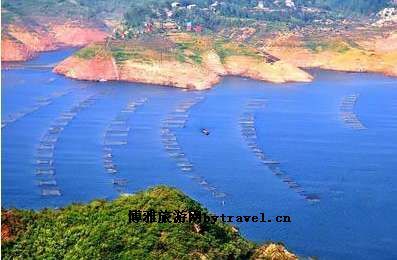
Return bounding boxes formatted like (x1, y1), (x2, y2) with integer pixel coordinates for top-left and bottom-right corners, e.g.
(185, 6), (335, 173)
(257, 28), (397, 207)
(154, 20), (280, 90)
(1, 23), (107, 62)
(263, 31), (397, 77)
(53, 35), (313, 90)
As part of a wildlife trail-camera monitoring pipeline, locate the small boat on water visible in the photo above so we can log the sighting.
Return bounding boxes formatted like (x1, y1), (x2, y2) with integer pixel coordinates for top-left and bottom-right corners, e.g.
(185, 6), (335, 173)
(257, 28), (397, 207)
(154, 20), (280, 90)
(201, 128), (210, 135)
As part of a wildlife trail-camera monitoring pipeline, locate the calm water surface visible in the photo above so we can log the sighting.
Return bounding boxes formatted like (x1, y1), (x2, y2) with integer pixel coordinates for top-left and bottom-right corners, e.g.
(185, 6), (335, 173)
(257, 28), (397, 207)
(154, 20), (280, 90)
(2, 49), (397, 259)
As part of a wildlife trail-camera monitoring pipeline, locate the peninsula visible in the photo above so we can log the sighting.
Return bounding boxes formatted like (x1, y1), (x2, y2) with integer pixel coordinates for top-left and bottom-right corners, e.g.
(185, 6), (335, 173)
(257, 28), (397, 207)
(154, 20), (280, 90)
(2, 0), (396, 89)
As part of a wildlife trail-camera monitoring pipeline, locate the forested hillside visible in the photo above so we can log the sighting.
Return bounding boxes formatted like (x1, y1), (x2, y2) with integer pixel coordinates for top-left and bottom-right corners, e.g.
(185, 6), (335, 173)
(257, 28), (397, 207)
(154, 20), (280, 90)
(310, 0), (391, 15)
(2, 0), (393, 27)
(1, 186), (297, 259)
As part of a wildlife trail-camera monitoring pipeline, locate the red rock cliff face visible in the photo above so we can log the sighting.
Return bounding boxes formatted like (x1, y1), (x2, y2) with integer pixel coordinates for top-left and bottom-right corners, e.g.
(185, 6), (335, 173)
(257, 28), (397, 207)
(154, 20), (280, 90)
(53, 47), (312, 90)
(53, 55), (119, 81)
(6, 25), (57, 53)
(1, 36), (34, 61)
(1, 23), (108, 62)
(50, 24), (107, 46)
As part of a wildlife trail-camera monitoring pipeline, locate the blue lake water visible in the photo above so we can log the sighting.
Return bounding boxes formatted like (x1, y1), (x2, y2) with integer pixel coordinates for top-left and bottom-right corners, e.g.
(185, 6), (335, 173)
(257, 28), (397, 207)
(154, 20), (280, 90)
(2, 49), (397, 259)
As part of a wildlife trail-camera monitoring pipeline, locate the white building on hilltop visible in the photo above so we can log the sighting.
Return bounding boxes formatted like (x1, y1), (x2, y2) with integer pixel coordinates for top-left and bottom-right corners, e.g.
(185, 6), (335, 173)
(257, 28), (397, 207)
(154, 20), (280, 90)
(285, 0), (295, 8)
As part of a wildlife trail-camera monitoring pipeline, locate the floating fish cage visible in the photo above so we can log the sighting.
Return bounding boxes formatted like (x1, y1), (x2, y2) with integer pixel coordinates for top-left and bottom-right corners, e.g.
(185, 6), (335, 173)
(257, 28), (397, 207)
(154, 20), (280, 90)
(177, 162), (193, 167)
(115, 113), (132, 121)
(48, 127), (63, 135)
(36, 162), (54, 168)
(103, 153), (113, 159)
(161, 135), (177, 141)
(36, 168), (56, 176)
(36, 150), (54, 158)
(263, 160), (280, 165)
(105, 132), (129, 138)
(165, 147), (181, 152)
(190, 176), (204, 182)
(163, 118), (187, 124)
(169, 152), (186, 159)
(204, 186), (217, 192)
(168, 113), (189, 119)
(106, 129), (130, 135)
(112, 179), (128, 185)
(38, 144), (55, 151)
(339, 94), (366, 130)
(103, 145), (112, 152)
(54, 118), (71, 127)
(38, 180), (57, 186)
(199, 180), (208, 186)
(106, 168), (118, 174)
(103, 157), (114, 164)
(109, 120), (127, 127)
(255, 154), (267, 161)
(304, 194), (320, 202)
(213, 192), (227, 198)
(103, 140), (128, 146)
(41, 132), (59, 141)
(164, 123), (186, 129)
(41, 188), (61, 196)
(108, 124), (130, 131)
(288, 182), (300, 189)
(180, 166), (193, 172)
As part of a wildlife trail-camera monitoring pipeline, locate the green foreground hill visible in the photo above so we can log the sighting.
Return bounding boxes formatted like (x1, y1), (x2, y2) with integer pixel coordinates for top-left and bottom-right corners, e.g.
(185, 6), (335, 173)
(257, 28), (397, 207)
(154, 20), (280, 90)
(2, 186), (297, 259)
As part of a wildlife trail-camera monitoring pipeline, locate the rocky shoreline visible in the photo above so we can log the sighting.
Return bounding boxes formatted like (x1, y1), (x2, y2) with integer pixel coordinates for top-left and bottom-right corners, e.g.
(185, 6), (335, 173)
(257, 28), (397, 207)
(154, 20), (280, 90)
(1, 23), (107, 62)
(262, 31), (397, 78)
(3, 23), (396, 90)
(53, 47), (313, 90)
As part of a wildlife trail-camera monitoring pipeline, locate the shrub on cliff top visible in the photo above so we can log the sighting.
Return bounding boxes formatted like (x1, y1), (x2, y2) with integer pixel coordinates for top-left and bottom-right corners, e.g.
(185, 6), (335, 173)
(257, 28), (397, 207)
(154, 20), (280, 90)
(214, 39), (261, 63)
(74, 45), (108, 59)
(304, 39), (353, 53)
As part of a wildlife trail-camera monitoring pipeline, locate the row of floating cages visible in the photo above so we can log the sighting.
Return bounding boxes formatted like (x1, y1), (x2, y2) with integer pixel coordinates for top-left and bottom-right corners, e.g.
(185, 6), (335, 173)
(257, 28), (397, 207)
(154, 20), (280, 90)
(112, 178), (128, 186)
(103, 145), (117, 174)
(162, 118), (187, 129)
(119, 98), (148, 113)
(102, 98), (148, 190)
(245, 99), (267, 110)
(161, 96), (227, 204)
(161, 96), (205, 130)
(35, 94), (99, 197)
(240, 100), (320, 203)
(1, 89), (72, 128)
(339, 94), (366, 130)
(341, 94), (359, 103)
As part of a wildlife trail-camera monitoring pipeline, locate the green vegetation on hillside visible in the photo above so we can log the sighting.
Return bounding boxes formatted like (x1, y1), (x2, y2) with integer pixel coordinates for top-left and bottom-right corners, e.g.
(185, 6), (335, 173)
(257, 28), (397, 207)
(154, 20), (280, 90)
(310, 0), (390, 15)
(174, 41), (204, 64)
(74, 44), (109, 59)
(304, 39), (352, 53)
(2, 186), (256, 259)
(214, 39), (261, 63)
(3, 0), (392, 34)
